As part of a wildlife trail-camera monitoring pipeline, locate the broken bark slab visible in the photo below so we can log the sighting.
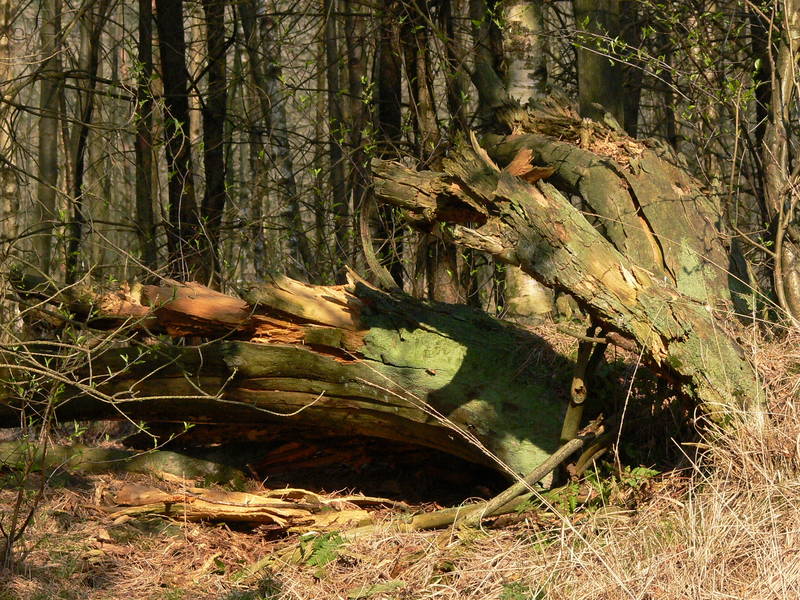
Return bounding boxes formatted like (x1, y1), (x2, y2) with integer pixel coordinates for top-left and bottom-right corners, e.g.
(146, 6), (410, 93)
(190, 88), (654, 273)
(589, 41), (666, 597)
(1, 275), (571, 478)
(371, 143), (758, 414)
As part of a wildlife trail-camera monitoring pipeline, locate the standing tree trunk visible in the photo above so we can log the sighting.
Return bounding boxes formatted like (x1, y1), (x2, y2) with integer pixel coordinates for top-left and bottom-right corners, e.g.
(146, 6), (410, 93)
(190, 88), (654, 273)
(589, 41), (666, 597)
(399, 2), (459, 303)
(656, 22), (678, 148)
(761, 0), (800, 321)
(155, 0), (205, 281)
(135, 0), (157, 272)
(324, 0), (349, 281)
(376, 2), (403, 150)
(34, 0), (62, 276)
(201, 0), (228, 285)
(246, 128), (267, 277)
(240, 0), (311, 280)
(573, 0), (624, 125)
(65, 1), (111, 284)
(0, 0), (17, 249)
(402, 2), (439, 162)
(343, 0), (369, 275)
(439, 0), (468, 136)
(502, 0), (547, 103)
(468, 0), (507, 123)
(498, 0), (554, 322)
(362, 1), (405, 290)
(464, 0), (556, 320)
(620, 0), (642, 136)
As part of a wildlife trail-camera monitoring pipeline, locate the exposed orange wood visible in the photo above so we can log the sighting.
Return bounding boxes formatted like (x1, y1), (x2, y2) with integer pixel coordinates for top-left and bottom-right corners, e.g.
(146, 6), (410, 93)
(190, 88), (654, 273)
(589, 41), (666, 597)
(243, 275), (362, 330)
(140, 281), (253, 335)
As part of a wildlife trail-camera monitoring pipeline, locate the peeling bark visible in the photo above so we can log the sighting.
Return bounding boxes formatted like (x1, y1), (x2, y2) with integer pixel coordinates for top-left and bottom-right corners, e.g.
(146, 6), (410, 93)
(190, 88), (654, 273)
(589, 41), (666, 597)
(485, 104), (731, 307)
(371, 136), (757, 413)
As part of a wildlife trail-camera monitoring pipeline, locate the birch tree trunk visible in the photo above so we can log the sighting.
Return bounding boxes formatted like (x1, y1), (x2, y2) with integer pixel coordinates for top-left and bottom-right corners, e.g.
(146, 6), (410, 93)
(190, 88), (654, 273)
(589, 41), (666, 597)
(502, 1), (548, 103)
(240, 0), (310, 280)
(498, 1), (554, 321)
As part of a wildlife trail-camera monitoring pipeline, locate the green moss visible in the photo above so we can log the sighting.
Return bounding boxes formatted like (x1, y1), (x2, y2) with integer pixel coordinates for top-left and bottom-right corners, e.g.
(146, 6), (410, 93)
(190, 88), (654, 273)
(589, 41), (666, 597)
(357, 290), (569, 475)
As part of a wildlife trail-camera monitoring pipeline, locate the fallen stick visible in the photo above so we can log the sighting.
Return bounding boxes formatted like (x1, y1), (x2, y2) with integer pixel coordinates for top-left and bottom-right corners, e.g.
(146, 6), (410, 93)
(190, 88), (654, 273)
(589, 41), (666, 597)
(460, 434), (587, 526)
(345, 424), (601, 535)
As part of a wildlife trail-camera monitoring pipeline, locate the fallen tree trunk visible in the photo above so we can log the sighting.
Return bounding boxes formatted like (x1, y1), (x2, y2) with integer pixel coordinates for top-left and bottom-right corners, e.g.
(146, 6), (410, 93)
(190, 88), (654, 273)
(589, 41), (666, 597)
(372, 131), (758, 414)
(486, 103), (735, 307)
(0, 275), (570, 478)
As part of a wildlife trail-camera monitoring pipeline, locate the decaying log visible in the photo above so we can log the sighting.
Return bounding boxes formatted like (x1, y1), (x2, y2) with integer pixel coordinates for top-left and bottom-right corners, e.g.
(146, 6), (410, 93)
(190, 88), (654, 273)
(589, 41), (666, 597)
(371, 127), (758, 414)
(1, 274), (571, 478)
(486, 103), (734, 306)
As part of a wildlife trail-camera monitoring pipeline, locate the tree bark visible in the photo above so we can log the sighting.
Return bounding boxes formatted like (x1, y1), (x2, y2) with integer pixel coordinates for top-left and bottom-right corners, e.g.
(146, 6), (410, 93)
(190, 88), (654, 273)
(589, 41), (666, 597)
(497, 0), (554, 321)
(401, 3), (461, 303)
(371, 133), (757, 414)
(324, 0), (349, 280)
(439, 0), (468, 136)
(34, 0), (62, 276)
(65, 0), (111, 284)
(155, 0), (205, 281)
(365, 2), (405, 289)
(343, 0), (369, 248)
(573, 0), (624, 125)
(620, 0), (642, 137)
(761, 0), (800, 321)
(135, 0), (157, 272)
(502, 0), (547, 103)
(240, 0), (310, 280)
(468, 0), (507, 122)
(1, 275), (569, 479)
(401, 2), (439, 162)
(484, 104), (731, 308)
(0, 0), (17, 248)
(200, 0), (228, 283)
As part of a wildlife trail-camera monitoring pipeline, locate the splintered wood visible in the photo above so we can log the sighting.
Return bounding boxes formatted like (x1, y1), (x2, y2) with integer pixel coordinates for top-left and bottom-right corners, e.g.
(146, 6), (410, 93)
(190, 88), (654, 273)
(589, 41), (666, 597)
(110, 483), (376, 532)
(139, 281), (253, 336)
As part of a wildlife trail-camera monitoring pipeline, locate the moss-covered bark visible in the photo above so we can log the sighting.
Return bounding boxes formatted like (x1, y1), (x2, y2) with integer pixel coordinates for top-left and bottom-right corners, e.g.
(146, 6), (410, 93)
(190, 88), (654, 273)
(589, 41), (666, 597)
(484, 105), (731, 306)
(0, 276), (570, 478)
(372, 139), (757, 414)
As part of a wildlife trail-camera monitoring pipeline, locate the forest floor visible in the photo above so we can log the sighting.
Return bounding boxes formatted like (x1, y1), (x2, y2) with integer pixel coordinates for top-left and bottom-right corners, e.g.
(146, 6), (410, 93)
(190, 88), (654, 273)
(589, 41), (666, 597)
(2, 329), (800, 600)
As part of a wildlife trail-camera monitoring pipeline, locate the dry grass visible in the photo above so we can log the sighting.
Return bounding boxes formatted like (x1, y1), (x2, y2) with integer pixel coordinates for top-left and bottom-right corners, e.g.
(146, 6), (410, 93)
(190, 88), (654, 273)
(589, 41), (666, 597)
(2, 332), (800, 600)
